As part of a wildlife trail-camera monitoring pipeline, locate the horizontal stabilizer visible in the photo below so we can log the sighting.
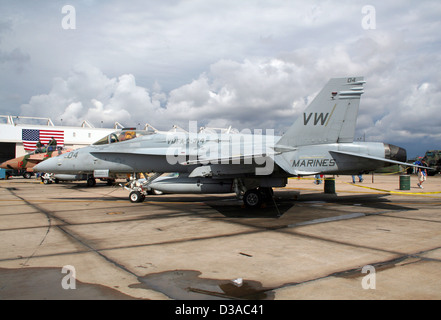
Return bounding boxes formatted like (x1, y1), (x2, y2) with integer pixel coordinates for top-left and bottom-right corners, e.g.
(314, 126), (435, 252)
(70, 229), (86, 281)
(292, 170), (320, 176)
(330, 150), (430, 169)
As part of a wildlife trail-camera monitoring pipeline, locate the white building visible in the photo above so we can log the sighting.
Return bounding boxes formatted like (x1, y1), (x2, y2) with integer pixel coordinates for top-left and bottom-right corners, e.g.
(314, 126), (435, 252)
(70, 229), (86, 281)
(0, 115), (123, 162)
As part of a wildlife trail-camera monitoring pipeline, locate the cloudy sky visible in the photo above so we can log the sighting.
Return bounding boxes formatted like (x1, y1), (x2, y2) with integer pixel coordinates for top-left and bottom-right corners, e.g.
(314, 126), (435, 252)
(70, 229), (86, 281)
(1, 0), (440, 157)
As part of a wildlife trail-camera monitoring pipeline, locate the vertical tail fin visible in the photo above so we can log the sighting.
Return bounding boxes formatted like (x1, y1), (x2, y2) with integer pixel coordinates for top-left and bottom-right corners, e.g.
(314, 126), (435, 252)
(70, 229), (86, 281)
(277, 77), (365, 147)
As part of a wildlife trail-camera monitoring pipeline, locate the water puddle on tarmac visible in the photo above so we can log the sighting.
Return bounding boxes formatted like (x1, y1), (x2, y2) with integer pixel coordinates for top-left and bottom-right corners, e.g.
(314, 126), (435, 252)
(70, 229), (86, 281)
(1, 267), (273, 300)
(0, 267), (138, 300)
(132, 270), (275, 300)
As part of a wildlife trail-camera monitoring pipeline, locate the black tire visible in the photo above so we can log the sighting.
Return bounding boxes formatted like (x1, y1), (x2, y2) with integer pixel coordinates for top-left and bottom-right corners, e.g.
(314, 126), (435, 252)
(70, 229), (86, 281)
(129, 191), (144, 203)
(87, 177), (96, 187)
(23, 172), (32, 179)
(243, 189), (262, 208)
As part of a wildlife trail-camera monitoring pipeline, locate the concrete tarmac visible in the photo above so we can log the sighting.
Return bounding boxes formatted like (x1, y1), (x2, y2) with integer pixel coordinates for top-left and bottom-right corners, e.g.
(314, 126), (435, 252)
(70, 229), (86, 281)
(0, 173), (440, 300)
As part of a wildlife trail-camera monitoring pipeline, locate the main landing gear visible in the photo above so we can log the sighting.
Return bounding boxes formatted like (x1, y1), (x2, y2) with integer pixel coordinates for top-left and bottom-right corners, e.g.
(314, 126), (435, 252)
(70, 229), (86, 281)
(242, 187), (274, 208)
(232, 179), (275, 208)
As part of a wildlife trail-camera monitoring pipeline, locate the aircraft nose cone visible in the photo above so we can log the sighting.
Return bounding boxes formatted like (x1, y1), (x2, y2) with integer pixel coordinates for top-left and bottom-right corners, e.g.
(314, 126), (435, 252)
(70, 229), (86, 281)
(0, 161), (8, 169)
(33, 157), (57, 172)
(0, 159), (17, 169)
(33, 162), (43, 172)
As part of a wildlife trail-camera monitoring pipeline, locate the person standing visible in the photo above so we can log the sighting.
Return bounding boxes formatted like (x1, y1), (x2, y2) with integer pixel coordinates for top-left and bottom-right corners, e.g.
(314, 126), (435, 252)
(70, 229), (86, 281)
(417, 160), (428, 189)
(352, 174), (363, 183)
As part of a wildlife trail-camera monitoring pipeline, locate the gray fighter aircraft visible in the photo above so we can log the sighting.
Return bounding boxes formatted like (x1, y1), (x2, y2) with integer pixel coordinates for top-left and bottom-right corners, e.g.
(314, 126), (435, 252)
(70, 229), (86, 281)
(34, 77), (414, 207)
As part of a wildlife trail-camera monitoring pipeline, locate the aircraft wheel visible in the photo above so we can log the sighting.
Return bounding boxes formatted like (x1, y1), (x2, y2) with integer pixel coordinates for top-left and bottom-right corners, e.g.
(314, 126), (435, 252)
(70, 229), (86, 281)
(43, 179), (51, 185)
(243, 189), (262, 208)
(87, 177), (96, 187)
(129, 191), (145, 203)
(23, 172), (32, 179)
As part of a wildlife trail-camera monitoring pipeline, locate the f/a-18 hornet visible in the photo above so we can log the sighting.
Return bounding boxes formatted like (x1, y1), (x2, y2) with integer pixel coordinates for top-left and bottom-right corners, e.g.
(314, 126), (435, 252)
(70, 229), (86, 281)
(34, 77), (414, 207)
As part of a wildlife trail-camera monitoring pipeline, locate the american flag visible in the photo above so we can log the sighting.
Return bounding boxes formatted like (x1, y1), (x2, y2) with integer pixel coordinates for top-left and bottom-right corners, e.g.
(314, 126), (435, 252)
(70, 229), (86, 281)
(22, 129), (65, 151)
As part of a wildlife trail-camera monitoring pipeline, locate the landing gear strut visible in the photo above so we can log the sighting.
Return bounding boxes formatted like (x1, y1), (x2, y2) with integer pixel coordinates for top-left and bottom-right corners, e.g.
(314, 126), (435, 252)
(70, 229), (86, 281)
(123, 172), (162, 203)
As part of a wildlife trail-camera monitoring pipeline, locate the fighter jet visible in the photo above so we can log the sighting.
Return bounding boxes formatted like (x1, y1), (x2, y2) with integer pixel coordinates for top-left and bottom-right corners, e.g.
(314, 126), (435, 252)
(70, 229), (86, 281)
(34, 77), (416, 207)
(1, 146), (71, 179)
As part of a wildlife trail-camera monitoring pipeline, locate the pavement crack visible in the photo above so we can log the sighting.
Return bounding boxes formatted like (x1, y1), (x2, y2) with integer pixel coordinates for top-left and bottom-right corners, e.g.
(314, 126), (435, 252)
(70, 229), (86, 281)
(6, 188), (52, 267)
(4, 187), (140, 279)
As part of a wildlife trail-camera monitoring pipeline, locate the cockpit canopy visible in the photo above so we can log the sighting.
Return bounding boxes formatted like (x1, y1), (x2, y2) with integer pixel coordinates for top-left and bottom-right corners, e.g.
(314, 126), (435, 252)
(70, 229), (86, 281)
(93, 129), (152, 145)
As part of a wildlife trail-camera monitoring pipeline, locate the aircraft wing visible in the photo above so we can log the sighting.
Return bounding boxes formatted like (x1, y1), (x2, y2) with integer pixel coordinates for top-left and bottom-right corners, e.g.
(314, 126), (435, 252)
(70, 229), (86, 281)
(330, 150), (431, 169)
(28, 154), (48, 161)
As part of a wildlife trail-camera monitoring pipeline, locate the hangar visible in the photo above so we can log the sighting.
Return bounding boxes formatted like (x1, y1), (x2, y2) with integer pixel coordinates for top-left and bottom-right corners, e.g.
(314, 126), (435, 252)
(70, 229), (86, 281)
(0, 115), (121, 163)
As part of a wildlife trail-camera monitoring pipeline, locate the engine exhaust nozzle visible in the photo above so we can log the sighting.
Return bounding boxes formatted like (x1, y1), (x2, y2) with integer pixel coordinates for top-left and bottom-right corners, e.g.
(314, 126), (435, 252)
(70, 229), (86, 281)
(384, 143), (407, 163)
